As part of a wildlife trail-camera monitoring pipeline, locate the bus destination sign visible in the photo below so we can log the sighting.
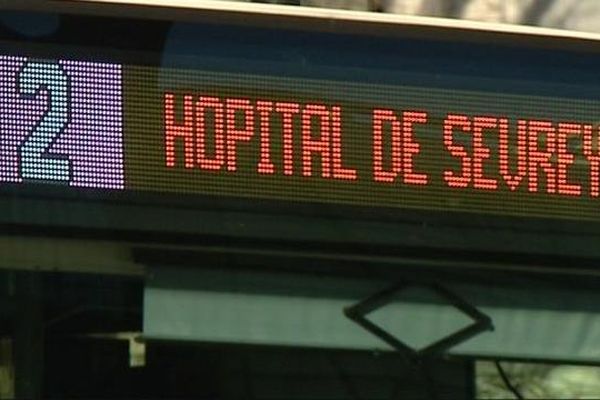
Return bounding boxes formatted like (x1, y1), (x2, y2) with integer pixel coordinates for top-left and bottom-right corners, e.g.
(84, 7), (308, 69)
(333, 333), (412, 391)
(2, 53), (600, 222)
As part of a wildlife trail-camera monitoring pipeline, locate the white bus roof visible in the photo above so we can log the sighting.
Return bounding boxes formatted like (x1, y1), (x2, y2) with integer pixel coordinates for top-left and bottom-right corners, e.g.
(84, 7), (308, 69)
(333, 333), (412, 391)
(3, 0), (600, 50)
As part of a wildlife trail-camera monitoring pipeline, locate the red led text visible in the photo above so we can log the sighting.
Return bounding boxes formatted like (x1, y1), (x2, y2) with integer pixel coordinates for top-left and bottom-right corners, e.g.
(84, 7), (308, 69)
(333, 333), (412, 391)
(164, 93), (357, 180)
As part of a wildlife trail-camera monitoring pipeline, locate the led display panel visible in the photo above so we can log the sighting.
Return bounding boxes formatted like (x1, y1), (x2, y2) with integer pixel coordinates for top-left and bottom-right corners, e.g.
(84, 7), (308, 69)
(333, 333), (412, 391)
(2, 50), (600, 222)
(0, 56), (124, 188)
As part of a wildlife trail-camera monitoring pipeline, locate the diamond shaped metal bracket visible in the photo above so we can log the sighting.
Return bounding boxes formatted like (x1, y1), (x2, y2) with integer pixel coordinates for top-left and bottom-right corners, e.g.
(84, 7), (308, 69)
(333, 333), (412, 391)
(344, 281), (494, 361)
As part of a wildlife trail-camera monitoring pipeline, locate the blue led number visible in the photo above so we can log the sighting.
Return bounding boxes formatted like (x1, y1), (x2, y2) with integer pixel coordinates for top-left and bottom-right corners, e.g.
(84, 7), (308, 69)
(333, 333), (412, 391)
(18, 60), (70, 182)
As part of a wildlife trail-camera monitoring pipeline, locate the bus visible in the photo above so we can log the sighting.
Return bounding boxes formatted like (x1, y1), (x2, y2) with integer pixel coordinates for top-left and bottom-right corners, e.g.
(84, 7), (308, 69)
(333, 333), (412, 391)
(2, 0), (600, 397)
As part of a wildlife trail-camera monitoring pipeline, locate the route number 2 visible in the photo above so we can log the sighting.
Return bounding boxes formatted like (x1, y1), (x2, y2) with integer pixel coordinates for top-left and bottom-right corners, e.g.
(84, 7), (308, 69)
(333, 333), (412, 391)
(18, 60), (70, 182)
